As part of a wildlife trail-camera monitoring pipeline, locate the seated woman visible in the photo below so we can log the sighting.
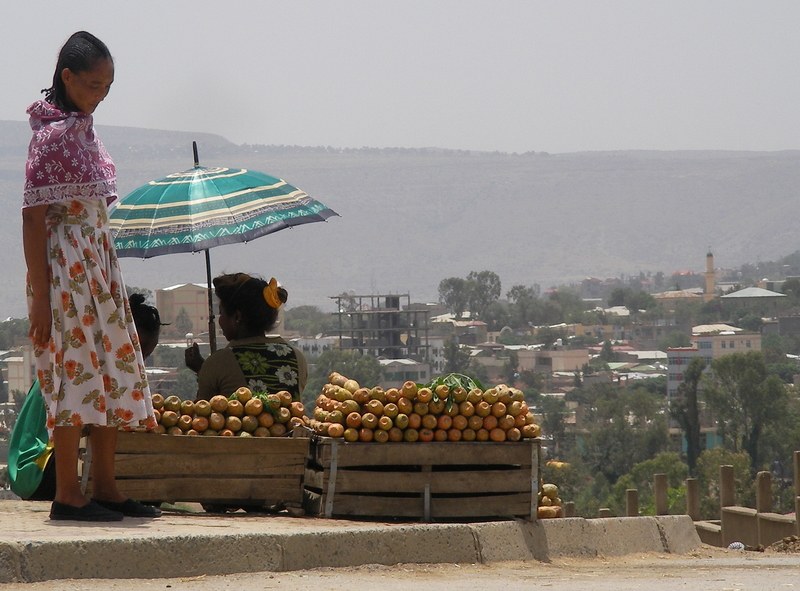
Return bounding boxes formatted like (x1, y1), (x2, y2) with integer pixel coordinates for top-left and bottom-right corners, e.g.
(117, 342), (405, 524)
(185, 273), (307, 401)
(8, 293), (164, 502)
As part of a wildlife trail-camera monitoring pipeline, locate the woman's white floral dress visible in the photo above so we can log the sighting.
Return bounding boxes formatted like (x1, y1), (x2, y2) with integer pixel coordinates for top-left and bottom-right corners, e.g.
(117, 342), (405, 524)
(29, 198), (155, 431)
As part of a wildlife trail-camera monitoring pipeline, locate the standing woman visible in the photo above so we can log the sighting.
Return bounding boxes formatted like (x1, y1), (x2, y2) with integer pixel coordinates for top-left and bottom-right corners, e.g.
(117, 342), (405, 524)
(22, 32), (159, 521)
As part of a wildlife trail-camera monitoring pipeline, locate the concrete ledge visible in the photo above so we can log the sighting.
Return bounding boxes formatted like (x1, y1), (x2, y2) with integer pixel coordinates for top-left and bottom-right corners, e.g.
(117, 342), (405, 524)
(695, 520), (722, 547)
(0, 509), (704, 583)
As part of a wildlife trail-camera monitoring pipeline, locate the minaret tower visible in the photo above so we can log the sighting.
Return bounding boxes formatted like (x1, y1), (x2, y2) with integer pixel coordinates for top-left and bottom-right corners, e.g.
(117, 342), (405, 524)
(704, 250), (715, 302)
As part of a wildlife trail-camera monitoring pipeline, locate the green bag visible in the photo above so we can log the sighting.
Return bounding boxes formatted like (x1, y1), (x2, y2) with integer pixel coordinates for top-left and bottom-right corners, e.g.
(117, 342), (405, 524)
(7, 381), (55, 500)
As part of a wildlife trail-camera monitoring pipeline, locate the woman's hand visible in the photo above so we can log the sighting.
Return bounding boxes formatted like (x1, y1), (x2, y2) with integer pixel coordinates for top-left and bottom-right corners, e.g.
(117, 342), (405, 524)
(28, 296), (51, 348)
(185, 342), (204, 373)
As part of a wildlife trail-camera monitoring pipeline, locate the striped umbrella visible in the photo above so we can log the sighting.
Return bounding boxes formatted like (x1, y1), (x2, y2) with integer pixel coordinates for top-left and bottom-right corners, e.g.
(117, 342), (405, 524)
(109, 142), (338, 350)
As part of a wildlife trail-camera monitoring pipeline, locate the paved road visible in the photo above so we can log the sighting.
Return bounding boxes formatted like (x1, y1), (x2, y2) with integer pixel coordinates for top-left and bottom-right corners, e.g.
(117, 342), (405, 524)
(1, 551), (798, 591)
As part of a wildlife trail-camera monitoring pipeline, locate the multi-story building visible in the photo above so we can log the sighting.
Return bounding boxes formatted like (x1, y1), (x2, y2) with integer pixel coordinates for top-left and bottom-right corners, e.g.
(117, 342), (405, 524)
(156, 283), (215, 339)
(330, 293), (430, 361)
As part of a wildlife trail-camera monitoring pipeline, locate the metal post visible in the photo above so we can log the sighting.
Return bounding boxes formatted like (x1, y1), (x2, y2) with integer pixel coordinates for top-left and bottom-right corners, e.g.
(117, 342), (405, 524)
(598, 507), (612, 518)
(563, 501), (575, 518)
(205, 249), (216, 353)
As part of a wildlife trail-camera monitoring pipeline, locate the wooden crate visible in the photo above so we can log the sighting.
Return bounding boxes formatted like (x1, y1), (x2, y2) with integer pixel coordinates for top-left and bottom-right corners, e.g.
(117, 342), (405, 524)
(303, 437), (541, 521)
(92, 431), (309, 507)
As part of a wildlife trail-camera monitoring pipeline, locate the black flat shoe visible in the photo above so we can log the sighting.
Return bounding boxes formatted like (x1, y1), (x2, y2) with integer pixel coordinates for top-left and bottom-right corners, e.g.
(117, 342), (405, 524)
(50, 500), (124, 522)
(93, 498), (162, 518)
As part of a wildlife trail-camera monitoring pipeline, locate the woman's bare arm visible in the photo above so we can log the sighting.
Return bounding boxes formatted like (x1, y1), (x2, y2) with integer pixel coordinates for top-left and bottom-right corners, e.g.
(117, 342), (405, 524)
(22, 205), (51, 347)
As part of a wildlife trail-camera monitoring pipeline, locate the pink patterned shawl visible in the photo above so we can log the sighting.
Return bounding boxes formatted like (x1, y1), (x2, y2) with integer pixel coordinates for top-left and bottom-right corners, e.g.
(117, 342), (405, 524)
(23, 99), (117, 209)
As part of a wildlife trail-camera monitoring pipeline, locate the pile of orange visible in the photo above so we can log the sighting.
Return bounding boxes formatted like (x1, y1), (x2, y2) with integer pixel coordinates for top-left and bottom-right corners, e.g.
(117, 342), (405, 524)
(151, 387), (305, 437)
(306, 372), (542, 443)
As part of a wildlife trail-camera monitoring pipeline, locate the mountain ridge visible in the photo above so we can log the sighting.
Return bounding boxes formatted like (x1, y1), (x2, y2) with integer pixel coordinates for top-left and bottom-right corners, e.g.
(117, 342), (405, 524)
(1, 120), (798, 319)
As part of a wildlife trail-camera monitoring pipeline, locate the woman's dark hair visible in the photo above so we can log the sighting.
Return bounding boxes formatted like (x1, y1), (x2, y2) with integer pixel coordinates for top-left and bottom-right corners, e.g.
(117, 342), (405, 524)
(42, 31), (112, 111)
(213, 273), (288, 333)
(129, 292), (165, 338)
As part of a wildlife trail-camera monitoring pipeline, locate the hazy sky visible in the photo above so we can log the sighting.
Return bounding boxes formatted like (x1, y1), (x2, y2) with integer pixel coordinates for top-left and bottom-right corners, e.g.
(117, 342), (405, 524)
(3, 1), (800, 153)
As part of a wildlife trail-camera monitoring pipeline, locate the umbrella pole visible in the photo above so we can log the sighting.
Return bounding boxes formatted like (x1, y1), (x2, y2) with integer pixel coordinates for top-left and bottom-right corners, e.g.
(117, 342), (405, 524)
(205, 248), (217, 352)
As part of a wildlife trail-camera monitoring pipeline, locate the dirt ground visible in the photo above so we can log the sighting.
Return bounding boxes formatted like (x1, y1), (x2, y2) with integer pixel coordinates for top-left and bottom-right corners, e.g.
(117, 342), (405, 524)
(2, 546), (800, 591)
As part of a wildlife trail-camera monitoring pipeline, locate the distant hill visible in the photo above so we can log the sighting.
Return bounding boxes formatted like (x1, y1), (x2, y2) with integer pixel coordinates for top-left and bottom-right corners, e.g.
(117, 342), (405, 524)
(2, 119), (800, 319)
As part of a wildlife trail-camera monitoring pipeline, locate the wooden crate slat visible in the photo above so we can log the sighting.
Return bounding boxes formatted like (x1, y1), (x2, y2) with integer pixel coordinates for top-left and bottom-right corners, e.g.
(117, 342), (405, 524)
(312, 439), (533, 467)
(312, 493), (425, 518)
(311, 468), (531, 494)
(108, 476), (302, 504)
(115, 431), (308, 456)
(303, 438), (540, 521)
(113, 453), (305, 477)
(430, 492), (532, 518)
(309, 491), (531, 519)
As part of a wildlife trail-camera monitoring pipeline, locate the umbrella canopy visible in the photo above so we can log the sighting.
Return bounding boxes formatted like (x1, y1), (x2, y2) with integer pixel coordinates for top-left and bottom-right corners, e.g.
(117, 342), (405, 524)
(109, 142), (339, 350)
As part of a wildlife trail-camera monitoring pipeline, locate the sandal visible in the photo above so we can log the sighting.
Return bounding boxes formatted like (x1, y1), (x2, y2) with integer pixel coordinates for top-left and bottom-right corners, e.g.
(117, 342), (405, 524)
(50, 500), (124, 522)
(93, 498), (162, 518)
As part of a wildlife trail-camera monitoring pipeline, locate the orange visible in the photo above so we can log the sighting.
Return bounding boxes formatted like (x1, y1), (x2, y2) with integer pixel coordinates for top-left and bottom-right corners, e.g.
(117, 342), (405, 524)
(421, 413), (438, 430)
(490, 402), (507, 418)
(394, 413), (410, 430)
(257, 412), (274, 428)
(397, 397), (414, 415)
(452, 415), (468, 431)
(327, 423), (345, 438)
(489, 428), (507, 442)
(419, 428), (434, 442)
(160, 410), (179, 428)
(458, 401), (475, 417)
(346, 412), (362, 429)
(434, 429), (448, 442)
(403, 428), (419, 442)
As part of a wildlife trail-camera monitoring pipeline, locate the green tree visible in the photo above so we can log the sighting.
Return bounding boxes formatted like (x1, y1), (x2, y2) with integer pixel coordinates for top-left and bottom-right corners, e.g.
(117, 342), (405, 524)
(466, 270), (502, 320)
(539, 396), (568, 457)
(173, 368), (199, 399)
(174, 307), (193, 336)
(658, 331), (691, 351)
(438, 277), (470, 318)
(670, 357), (706, 475)
(576, 383), (670, 483)
(443, 339), (471, 374)
(507, 284), (540, 328)
(599, 340), (615, 362)
(610, 452), (688, 516)
(702, 351), (790, 473)
(0, 317), (30, 349)
(283, 305), (336, 336)
(502, 350), (519, 384)
(695, 448), (753, 518)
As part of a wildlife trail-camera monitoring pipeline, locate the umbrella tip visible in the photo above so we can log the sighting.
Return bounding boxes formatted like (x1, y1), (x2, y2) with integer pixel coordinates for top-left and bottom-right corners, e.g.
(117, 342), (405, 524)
(192, 141), (199, 167)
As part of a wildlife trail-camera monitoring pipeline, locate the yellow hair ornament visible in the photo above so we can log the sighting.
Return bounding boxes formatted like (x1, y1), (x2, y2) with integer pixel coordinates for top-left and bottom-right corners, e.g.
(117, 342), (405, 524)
(263, 277), (282, 309)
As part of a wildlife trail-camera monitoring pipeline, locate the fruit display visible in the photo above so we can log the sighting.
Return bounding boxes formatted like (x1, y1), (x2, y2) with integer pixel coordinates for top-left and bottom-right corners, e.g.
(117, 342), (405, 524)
(306, 372), (542, 443)
(150, 387), (305, 437)
(537, 482), (563, 518)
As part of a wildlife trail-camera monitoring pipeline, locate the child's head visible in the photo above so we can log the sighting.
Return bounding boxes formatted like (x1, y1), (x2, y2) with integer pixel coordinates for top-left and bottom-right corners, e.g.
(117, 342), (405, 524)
(44, 31), (113, 113)
(130, 293), (163, 358)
